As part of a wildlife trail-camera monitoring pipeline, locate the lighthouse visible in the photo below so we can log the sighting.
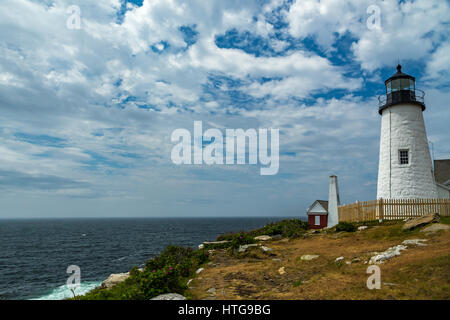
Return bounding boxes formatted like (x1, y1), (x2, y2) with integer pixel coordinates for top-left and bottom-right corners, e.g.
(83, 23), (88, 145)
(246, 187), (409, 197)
(376, 65), (437, 199)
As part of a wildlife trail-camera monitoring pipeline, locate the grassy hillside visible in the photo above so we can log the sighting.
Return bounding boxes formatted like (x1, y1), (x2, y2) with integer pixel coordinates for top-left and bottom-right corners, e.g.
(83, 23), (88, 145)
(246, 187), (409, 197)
(189, 219), (450, 300)
(73, 217), (450, 300)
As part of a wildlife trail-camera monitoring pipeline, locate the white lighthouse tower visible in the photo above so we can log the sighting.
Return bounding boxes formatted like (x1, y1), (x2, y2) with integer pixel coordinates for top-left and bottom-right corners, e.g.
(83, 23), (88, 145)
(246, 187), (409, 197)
(377, 65), (437, 199)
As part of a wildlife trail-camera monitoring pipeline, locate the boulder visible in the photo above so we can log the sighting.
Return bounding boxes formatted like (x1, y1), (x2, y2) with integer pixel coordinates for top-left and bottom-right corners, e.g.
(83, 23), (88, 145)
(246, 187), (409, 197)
(206, 288), (216, 295)
(254, 235), (272, 241)
(260, 246), (273, 252)
(101, 272), (130, 289)
(196, 267), (204, 274)
(238, 243), (259, 253)
(278, 267), (286, 275)
(203, 240), (230, 245)
(150, 293), (186, 300)
(300, 254), (319, 261)
(358, 226), (368, 231)
(421, 223), (450, 234)
(402, 213), (440, 230)
(402, 239), (428, 246)
(369, 245), (407, 264)
(335, 256), (344, 263)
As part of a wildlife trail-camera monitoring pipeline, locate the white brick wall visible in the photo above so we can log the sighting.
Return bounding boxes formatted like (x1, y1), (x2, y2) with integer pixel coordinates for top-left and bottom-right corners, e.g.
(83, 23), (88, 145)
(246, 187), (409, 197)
(377, 103), (437, 199)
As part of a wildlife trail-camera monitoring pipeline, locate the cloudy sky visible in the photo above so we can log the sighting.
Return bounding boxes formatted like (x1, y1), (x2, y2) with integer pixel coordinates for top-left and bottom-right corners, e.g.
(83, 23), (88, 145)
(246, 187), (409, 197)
(0, 0), (449, 218)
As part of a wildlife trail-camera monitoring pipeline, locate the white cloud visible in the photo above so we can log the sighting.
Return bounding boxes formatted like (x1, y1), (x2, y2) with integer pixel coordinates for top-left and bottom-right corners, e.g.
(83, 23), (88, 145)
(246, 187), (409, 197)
(0, 0), (448, 217)
(425, 42), (450, 83)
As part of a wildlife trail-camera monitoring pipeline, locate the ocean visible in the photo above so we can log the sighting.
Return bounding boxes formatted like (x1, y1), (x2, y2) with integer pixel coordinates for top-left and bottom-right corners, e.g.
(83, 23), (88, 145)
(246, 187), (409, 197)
(0, 217), (290, 300)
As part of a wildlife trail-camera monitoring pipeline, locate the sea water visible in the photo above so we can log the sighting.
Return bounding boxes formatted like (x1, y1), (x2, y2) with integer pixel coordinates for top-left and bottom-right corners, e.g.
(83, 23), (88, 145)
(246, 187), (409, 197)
(0, 217), (288, 300)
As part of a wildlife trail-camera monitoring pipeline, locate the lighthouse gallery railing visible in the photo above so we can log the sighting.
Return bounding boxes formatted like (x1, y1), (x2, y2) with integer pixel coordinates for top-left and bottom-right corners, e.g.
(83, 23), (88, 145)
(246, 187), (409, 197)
(378, 89), (425, 109)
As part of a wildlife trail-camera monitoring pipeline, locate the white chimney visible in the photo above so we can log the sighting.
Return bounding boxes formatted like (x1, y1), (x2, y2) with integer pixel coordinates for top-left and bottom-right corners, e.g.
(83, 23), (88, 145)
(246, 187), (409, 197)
(327, 175), (340, 228)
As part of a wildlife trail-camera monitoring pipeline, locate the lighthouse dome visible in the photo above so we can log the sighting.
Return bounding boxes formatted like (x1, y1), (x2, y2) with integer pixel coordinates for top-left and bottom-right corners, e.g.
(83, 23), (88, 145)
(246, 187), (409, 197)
(378, 65), (425, 114)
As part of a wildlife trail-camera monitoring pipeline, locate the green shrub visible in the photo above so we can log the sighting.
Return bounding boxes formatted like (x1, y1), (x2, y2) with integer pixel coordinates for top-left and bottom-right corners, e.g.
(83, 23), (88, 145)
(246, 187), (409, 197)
(214, 219), (308, 248)
(212, 232), (256, 249)
(335, 222), (357, 232)
(259, 219), (309, 238)
(73, 245), (208, 300)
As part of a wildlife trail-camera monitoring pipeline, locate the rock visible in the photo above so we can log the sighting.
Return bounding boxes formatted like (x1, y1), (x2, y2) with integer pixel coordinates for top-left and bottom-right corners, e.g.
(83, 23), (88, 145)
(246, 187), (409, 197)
(260, 246), (273, 252)
(238, 243), (259, 253)
(421, 223), (450, 234)
(369, 245), (407, 264)
(203, 240), (230, 245)
(151, 293), (186, 300)
(345, 261), (351, 265)
(198, 244), (205, 250)
(352, 258), (361, 263)
(383, 282), (399, 287)
(358, 226), (368, 231)
(278, 267), (286, 275)
(402, 239), (428, 246)
(186, 279), (193, 287)
(101, 272), (130, 289)
(196, 267), (204, 274)
(335, 256), (344, 263)
(254, 235), (272, 241)
(300, 254), (319, 261)
(402, 213), (439, 230)
(207, 249), (215, 255)
(206, 288), (216, 295)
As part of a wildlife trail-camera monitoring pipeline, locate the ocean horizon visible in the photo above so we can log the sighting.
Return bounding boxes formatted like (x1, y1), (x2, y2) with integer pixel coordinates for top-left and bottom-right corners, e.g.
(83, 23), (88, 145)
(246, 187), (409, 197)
(0, 216), (301, 300)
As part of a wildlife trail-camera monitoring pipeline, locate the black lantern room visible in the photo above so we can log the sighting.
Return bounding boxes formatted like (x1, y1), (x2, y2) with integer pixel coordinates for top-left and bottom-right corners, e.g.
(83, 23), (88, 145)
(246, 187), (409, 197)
(378, 65), (425, 114)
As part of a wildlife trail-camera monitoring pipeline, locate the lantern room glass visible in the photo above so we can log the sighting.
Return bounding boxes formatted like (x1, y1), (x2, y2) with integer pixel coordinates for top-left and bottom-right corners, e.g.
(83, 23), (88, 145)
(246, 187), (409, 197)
(386, 78), (414, 94)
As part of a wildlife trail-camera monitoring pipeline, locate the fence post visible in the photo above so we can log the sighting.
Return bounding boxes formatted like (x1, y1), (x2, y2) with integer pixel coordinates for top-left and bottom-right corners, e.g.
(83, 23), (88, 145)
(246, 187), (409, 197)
(378, 198), (384, 223)
(356, 200), (360, 223)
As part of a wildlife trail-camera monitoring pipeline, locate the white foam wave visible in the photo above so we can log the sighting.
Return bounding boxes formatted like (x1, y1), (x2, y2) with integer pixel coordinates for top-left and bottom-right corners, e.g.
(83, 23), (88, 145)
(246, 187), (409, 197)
(30, 281), (102, 300)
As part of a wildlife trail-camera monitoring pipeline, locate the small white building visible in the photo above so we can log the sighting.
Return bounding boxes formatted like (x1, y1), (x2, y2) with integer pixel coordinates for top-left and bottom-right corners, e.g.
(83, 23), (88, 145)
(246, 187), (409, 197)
(306, 175), (341, 229)
(306, 200), (328, 229)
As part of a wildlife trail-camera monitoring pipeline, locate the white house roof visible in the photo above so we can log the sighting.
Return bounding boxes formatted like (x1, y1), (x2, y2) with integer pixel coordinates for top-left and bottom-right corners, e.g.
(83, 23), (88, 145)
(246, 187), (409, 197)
(306, 200), (329, 215)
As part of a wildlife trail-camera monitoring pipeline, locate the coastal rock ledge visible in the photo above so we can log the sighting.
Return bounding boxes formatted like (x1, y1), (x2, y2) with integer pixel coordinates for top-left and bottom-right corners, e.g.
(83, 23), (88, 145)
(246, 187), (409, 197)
(101, 272), (130, 289)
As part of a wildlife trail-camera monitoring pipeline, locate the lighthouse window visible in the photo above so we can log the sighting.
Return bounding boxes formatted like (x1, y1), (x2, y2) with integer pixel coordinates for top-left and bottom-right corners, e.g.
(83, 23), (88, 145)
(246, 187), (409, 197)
(391, 79), (401, 92)
(400, 79), (413, 91)
(399, 150), (409, 165)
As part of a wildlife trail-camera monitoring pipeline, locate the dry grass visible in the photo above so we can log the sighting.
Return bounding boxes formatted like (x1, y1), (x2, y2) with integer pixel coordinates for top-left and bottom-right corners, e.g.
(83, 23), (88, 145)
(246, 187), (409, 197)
(188, 222), (450, 300)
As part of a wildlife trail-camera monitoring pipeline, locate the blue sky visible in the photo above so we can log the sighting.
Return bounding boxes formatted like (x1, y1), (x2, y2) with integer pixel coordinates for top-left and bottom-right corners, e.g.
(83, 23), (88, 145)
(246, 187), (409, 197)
(0, 0), (449, 218)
